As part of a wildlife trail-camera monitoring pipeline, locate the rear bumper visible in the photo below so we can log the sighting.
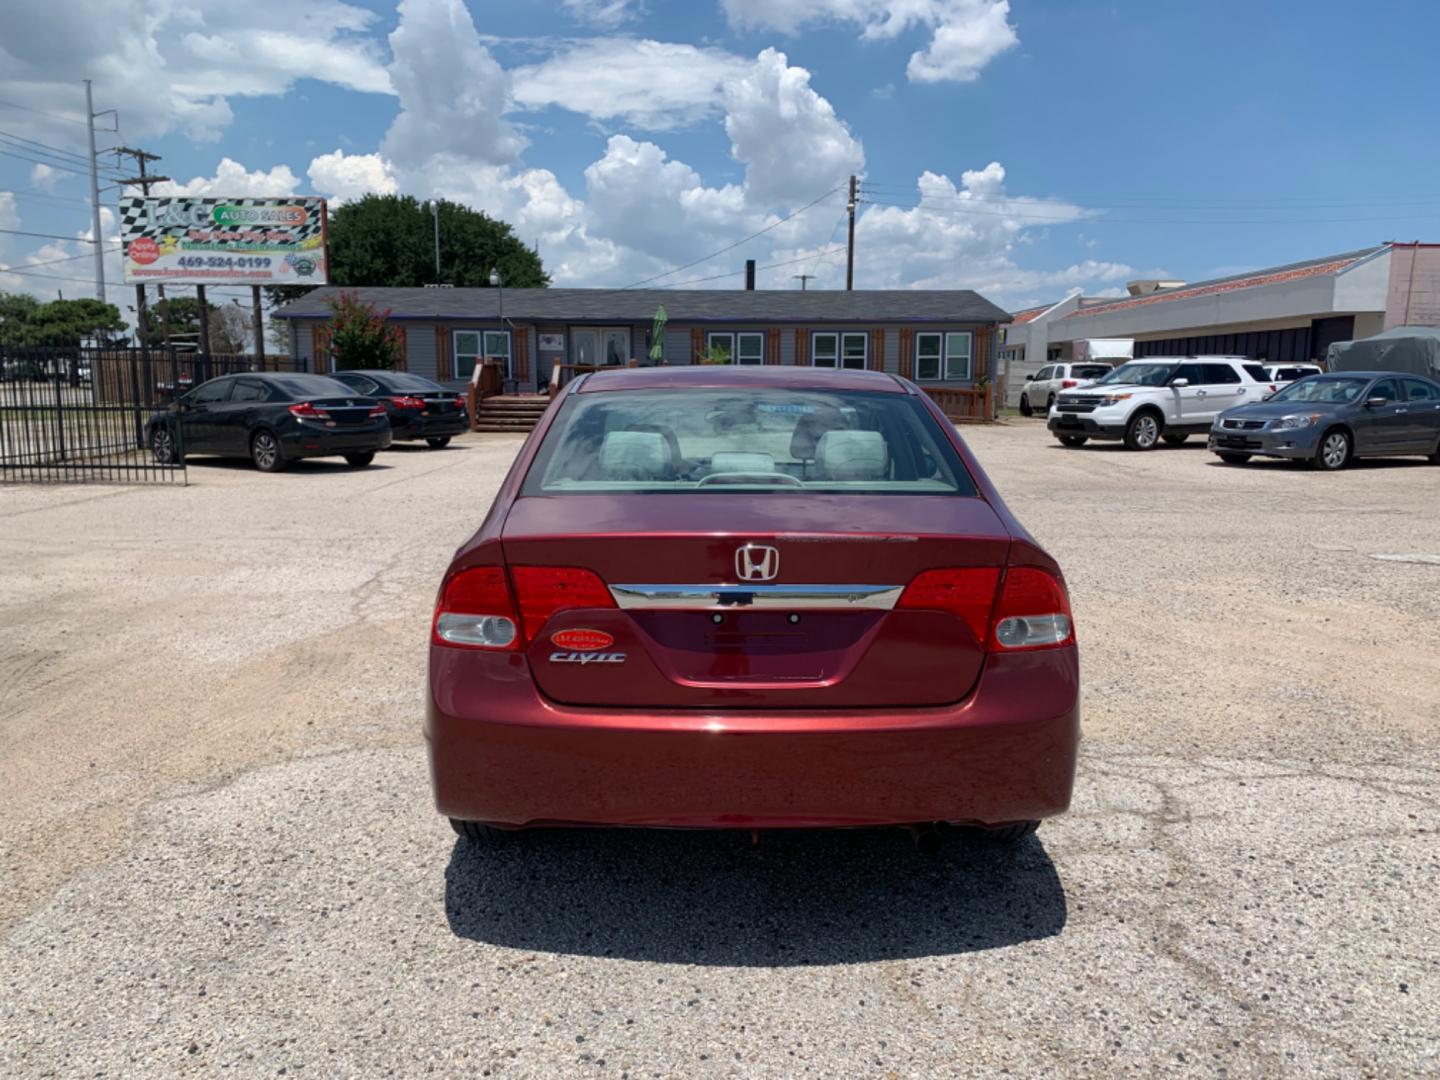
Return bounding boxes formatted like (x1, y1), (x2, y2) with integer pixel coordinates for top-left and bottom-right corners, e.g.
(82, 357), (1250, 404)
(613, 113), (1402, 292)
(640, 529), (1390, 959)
(426, 647), (1080, 829)
(280, 422), (392, 459)
(391, 412), (469, 440)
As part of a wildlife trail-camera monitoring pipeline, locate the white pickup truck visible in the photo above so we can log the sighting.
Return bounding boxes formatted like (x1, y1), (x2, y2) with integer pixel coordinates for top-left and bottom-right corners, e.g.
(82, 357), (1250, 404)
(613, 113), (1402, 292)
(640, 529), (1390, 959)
(1048, 356), (1273, 450)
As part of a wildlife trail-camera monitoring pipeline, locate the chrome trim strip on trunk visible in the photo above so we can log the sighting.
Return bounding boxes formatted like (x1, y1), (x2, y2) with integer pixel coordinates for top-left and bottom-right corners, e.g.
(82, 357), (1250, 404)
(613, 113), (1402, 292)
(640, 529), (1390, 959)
(609, 583), (904, 610)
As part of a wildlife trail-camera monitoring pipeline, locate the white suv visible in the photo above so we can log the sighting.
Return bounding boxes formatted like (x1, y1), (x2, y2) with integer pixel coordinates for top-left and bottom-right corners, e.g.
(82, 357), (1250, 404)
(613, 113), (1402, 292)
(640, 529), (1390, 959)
(1048, 357), (1273, 450)
(1019, 362), (1114, 416)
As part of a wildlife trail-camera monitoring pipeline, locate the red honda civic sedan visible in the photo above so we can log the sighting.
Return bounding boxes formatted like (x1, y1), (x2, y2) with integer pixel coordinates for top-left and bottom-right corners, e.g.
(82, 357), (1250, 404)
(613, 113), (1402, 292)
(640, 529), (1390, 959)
(428, 366), (1078, 846)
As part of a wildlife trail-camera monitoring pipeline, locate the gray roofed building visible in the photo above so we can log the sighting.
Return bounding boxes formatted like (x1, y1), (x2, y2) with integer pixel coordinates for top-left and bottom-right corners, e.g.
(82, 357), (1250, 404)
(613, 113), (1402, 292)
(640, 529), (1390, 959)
(273, 285), (1013, 421)
(273, 286), (1010, 325)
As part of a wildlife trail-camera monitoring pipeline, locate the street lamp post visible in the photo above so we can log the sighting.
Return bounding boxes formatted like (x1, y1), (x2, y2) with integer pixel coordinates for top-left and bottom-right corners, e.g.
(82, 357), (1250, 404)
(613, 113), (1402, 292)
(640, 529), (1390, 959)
(427, 200), (441, 285)
(489, 268), (506, 386)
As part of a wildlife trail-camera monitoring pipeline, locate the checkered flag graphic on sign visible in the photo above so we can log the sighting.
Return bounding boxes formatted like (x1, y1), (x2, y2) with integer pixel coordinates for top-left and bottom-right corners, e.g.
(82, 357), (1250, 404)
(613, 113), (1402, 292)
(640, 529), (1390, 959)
(119, 197), (326, 245)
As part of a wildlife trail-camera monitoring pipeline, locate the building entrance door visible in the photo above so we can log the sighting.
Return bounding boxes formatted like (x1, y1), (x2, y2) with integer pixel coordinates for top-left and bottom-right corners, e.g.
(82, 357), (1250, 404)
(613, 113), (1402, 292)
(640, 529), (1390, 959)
(572, 328), (632, 367)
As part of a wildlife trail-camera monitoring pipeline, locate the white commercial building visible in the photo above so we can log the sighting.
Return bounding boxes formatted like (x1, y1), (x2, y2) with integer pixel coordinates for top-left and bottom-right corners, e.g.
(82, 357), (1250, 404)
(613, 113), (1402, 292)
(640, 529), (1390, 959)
(1001, 242), (1440, 406)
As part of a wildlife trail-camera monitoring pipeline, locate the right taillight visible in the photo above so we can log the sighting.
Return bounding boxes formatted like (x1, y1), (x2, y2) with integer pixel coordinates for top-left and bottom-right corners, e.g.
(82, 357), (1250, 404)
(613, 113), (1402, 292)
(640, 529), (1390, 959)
(991, 567), (1074, 650)
(898, 565), (1074, 651)
(432, 566), (521, 650)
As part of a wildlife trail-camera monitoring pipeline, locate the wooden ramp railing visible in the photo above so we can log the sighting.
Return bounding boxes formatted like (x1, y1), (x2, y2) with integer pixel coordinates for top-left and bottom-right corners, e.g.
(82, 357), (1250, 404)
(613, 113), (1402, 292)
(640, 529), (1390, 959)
(923, 387), (993, 423)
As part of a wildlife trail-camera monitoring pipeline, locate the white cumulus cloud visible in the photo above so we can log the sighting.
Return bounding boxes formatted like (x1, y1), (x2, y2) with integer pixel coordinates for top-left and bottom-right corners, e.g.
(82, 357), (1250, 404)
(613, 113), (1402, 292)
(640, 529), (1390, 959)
(155, 159), (303, 197)
(307, 151), (398, 205)
(513, 38), (738, 130)
(720, 0), (1019, 83)
(0, 0), (392, 141)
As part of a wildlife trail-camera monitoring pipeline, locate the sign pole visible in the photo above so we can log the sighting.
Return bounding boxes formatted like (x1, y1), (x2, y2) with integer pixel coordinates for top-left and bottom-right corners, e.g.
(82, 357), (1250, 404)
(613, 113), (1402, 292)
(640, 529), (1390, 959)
(196, 285), (211, 358)
(251, 285), (266, 364)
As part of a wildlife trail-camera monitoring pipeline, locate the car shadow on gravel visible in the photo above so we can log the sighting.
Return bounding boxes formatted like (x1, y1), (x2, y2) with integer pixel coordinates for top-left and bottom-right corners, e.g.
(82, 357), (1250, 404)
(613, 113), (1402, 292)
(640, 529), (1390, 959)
(183, 457), (394, 473)
(444, 827), (1065, 965)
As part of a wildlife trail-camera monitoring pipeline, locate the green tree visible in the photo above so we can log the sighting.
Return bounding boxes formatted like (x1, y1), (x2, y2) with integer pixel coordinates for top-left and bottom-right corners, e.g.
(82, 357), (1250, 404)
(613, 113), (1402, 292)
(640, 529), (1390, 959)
(0, 292), (42, 348)
(326, 290), (405, 370)
(144, 296), (211, 348)
(265, 194), (547, 306)
(12, 297), (125, 347)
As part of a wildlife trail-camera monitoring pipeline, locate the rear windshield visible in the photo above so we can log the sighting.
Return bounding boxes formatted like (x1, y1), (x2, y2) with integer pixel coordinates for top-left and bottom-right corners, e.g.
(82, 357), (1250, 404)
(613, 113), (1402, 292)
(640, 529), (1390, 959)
(377, 372), (445, 393)
(522, 387), (978, 496)
(1244, 364), (1271, 381)
(270, 375), (363, 398)
(1071, 364), (1112, 380)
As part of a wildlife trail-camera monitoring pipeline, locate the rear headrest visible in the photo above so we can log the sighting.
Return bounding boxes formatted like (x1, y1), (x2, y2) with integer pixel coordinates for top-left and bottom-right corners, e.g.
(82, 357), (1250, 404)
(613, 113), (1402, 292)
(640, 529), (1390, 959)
(599, 430), (671, 480)
(815, 430), (888, 481)
(710, 451), (775, 473)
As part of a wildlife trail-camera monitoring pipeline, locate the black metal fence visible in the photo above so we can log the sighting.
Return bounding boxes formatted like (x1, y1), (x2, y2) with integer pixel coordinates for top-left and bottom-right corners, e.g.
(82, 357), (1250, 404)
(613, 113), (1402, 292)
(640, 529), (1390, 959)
(0, 347), (308, 484)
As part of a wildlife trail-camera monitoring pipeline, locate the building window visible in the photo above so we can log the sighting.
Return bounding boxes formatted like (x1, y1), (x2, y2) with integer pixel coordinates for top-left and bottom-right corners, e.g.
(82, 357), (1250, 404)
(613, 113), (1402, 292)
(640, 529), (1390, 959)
(455, 329), (511, 378)
(707, 331), (765, 365)
(915, 331), (974, 381)
(813, 331), (867, 369)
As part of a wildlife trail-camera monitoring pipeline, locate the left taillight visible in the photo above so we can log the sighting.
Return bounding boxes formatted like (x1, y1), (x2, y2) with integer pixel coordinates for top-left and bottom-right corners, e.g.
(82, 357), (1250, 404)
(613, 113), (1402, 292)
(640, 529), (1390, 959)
(432, 566), (521, 650)
(510, 566), (615, 639)
(991, 567), (1074, 650)
(1061, 379), (1077, 389)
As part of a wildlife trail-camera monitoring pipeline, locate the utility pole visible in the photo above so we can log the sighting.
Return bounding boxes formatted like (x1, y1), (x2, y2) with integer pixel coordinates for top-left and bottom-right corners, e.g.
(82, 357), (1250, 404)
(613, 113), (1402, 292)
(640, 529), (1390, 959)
(84, 80), (108, 302)
(845, 174), (857, 292)
(115, 146), (170, 351)
(793, 274), (815, 290)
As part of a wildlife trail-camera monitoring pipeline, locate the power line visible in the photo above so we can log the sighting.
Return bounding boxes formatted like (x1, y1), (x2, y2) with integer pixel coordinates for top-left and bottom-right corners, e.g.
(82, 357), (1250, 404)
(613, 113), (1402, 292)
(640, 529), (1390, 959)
(0, 97), (91, 129)
(620, 185), (845, 289)
(860, 179), (1440, 210)
(0, 227), (101, 243)
(858, 194), (1440, 226)
(1, 245), (122, 271)
(1, 189), (93, 209)
(0, 129), (97, 169)
(655, 246), (847, 289)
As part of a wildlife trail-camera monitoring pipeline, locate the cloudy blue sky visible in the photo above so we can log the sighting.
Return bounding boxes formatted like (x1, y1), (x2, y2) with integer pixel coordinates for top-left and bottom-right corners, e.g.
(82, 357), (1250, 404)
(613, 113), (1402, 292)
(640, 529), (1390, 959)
(3, 0), (1439, 313)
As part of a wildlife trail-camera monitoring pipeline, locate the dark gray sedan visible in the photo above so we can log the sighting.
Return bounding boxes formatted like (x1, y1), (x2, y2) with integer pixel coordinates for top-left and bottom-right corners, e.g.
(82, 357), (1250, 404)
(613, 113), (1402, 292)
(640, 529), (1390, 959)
(1208, 371), (1440, 470)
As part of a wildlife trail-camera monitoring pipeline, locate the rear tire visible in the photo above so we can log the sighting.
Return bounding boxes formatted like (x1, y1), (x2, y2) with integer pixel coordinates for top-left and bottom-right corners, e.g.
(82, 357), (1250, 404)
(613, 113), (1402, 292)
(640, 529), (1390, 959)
(1057, 434), (1088, 447)
(977, 821), (1040, 845)
(450, 818), (506, 844)
(150, 426), (180, 465)
(250, 430), (286, 472)
(1162, 433), (1189, 446)
(344, 451), (376, 467)
(1429, 437), (1440, 464)
(1123, 410), (1163, 451)
(425, 436), (451, 448)
(1217, 451), (1251, 465)
(1018, 395), (1033, 417)
(1313, 428), (1351, 471)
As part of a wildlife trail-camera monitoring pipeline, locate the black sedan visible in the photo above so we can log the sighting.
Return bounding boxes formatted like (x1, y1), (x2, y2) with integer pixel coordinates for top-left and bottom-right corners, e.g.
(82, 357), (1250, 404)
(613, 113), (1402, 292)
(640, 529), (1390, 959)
(1209, 371), (1440, 470)
(147, 373), (392, 472)
(330, 369), (468, 447)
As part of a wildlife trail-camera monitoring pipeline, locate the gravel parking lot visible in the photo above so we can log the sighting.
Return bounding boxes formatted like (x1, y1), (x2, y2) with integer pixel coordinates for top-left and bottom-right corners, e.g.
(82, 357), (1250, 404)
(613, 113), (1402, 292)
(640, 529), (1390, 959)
(2, 425), (1437, 1077)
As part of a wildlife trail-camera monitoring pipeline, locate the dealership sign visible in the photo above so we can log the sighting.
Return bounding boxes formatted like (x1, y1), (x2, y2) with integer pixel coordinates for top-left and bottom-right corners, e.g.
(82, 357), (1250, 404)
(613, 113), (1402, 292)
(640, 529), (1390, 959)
(120, 196), (329, 286)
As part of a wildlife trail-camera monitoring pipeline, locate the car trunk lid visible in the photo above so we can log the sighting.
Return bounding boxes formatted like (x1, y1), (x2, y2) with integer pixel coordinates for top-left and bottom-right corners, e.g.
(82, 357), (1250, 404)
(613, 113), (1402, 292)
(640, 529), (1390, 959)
(501, 494), (1011, 709)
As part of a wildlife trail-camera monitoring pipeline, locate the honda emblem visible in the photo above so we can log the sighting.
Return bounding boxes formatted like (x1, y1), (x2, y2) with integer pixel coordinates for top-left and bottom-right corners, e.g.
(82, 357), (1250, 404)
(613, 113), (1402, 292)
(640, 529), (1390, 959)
(735, 544), (779, 582)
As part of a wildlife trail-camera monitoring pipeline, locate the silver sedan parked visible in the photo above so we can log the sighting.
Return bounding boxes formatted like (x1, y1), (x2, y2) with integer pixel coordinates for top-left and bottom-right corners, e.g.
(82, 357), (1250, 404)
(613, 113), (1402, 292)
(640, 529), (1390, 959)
(1208, 371), (1440, 470)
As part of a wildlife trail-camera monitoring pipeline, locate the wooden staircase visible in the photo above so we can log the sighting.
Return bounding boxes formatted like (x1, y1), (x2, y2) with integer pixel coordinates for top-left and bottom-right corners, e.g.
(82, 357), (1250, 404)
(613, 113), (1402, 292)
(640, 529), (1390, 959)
(472, 394), (551, 433)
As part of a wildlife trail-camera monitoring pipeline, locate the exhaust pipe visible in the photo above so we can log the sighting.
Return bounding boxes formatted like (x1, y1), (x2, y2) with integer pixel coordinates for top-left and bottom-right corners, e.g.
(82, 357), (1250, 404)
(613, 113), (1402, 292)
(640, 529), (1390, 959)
(907, 823), (943, 854)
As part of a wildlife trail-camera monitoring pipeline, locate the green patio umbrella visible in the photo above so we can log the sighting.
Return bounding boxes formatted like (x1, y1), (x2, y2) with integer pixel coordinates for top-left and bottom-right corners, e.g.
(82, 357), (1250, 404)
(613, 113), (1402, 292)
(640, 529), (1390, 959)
(648, 304), (668, 362)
